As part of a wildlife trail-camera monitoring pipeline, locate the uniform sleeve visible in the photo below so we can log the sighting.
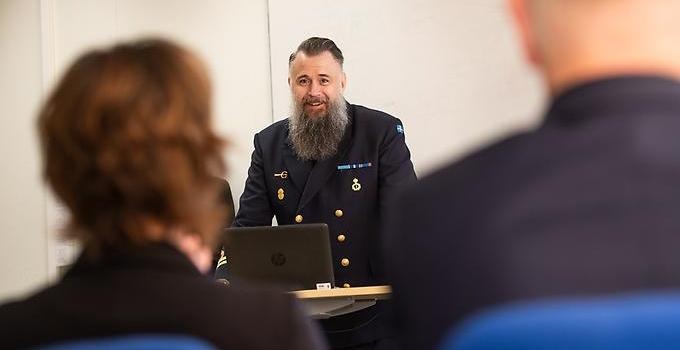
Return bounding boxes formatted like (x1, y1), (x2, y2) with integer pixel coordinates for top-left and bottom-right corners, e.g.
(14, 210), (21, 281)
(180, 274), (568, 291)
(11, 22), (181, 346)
(378, 118), (417, 212)
(233, 133), (275, 227)
(372, 118), (417, 282)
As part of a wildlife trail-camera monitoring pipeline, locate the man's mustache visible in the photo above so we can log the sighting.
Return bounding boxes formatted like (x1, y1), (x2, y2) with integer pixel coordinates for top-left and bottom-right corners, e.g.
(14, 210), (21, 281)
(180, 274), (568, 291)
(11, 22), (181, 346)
(303, 96), (328, 104)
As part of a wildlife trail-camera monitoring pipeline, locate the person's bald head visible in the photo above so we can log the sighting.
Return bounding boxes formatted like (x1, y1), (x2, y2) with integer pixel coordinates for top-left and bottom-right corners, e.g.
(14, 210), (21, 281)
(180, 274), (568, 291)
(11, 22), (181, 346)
(509, 0), (680, 94)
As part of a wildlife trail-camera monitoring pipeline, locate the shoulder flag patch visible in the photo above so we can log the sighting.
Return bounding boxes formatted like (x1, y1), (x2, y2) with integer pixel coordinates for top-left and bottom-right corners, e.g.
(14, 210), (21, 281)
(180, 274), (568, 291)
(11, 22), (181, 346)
(396, 124), (404, 134)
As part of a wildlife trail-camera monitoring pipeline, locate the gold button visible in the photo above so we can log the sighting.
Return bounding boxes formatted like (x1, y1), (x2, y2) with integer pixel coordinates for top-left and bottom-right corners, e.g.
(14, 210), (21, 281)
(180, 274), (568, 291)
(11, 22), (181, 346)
(337, 234), (346, 242)
(343, 283), (351, 288)
(335, 209), (343, 218)
(295, 214), (303, 223)
(341, 258), (350, 267)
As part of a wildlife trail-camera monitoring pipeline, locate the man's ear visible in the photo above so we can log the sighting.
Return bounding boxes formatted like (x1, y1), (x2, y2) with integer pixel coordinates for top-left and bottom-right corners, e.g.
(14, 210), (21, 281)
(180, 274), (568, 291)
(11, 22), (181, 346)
(287, 77), (291, 86)
(508, 0), (541, 66)
(340, 72), (347, 92)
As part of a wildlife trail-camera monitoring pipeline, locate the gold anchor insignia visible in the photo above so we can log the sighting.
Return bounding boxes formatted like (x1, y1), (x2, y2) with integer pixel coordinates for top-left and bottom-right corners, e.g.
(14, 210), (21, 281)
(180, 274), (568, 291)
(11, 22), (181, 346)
(274, 171), (288, 179)
(352, 178), (362, 192)
(277, 188), (285, 200)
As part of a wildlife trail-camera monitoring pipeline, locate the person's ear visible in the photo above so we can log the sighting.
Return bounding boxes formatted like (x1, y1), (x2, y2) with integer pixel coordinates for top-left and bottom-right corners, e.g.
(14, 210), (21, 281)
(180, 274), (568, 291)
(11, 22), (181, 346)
(508, 0), (541, 66)
(340, 72), (347, 92)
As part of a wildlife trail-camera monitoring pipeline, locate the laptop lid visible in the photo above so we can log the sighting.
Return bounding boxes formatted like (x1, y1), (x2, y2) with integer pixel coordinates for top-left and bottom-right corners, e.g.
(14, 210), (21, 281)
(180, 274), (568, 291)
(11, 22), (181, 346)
(222, 223), (335, 291)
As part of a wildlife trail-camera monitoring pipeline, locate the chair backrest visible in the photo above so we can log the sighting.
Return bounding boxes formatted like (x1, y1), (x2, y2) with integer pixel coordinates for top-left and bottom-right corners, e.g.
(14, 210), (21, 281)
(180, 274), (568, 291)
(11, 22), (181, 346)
(36, 334), (217, 350)
(439, 292), (680, 350)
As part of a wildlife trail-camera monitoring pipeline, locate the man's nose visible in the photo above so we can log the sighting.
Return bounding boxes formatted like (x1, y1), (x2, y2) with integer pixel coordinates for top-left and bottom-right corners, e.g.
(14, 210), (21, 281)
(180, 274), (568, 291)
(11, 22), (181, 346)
(308, 81), (322, 96)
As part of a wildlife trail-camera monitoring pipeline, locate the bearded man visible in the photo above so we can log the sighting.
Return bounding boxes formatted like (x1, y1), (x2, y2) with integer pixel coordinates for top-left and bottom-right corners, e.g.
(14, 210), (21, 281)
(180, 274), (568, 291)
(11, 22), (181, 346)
(221, 37), (416, 349)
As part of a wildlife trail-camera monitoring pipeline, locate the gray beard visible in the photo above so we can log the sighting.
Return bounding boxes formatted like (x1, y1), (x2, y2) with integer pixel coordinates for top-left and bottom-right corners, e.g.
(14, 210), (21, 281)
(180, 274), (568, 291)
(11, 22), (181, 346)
(288, 97), (349, 161)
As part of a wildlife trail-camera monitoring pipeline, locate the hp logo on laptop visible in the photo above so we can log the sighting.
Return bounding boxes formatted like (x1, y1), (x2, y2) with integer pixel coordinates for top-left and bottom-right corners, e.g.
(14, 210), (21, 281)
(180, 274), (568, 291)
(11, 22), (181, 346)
(270, 252), (287, 266)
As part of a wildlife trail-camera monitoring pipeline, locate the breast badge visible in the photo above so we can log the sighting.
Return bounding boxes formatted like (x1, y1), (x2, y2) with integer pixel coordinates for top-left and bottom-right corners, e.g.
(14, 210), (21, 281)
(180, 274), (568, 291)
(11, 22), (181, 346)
(352, 178), (362, 192)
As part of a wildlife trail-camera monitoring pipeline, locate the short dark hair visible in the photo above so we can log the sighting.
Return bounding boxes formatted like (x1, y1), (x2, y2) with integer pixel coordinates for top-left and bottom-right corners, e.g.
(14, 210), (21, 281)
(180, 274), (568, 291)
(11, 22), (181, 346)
(289, 37), (344, 67)
(38, 38), (227, 254)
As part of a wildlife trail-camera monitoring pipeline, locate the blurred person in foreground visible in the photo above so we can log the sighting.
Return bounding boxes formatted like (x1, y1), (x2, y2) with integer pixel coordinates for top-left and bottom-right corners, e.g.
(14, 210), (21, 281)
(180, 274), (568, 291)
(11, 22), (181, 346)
(386, 0), (680, 349)
(0, 38), (326, 350)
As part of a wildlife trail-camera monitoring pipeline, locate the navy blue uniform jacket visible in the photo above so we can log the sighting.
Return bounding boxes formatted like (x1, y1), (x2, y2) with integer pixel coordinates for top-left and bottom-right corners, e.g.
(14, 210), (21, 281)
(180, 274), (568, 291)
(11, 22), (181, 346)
(235, 102), (416, 347)
(386, 76), (680, 350)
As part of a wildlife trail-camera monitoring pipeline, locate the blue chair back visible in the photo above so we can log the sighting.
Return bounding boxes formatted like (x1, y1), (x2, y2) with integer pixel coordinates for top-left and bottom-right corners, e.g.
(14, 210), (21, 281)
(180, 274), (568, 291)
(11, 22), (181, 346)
(439, 292), (680, 350)
(36, 334), (217, 350)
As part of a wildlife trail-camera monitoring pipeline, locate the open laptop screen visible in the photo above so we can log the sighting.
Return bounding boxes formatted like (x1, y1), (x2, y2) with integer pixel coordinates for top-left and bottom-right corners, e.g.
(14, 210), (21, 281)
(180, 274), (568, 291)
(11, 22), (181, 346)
(222, 223), (335, 291)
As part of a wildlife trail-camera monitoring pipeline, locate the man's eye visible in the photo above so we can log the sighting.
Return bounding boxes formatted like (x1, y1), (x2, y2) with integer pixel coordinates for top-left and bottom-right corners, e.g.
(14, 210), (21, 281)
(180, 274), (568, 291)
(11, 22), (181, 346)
(320, 78), (330, 85)
(298, 78), (309, 85)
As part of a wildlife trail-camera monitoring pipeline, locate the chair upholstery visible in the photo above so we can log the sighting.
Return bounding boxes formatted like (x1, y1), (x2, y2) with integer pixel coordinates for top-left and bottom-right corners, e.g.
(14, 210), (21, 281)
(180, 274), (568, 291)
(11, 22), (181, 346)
(36, 334), (217, 350)
(439, 292), (680, 350)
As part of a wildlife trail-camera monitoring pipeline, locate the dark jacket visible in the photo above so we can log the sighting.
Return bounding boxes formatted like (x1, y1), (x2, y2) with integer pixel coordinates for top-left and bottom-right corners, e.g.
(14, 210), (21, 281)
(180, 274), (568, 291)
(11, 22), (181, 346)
(232, 102), (417, 347)
(386, 76), (680, 350)
(0, 243), (327, 349)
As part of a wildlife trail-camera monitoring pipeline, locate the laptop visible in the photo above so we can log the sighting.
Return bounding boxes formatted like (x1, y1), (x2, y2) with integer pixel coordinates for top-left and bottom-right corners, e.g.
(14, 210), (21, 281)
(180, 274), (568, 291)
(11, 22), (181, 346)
(221, 223), (335, 291)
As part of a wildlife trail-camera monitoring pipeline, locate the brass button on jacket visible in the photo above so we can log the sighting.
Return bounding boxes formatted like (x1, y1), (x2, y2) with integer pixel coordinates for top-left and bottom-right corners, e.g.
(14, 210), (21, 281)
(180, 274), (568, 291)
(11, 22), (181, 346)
(294, 214), (303, 223)
(341, 258), (350, 267)
(335, 209), (343, 218)
(343, 283), (351, 288)
(337, 234), (346, 242)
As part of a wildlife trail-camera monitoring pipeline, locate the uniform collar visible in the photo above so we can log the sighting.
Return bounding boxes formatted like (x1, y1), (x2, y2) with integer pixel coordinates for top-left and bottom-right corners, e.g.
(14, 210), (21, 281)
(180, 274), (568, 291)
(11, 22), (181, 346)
(544, 75), (680, 127)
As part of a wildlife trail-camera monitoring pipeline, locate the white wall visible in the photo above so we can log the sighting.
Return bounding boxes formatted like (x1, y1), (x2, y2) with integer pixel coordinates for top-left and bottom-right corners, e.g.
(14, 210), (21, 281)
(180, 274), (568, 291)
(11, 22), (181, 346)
(0, 0), (48, 300)
(0, 0), (273, 300)
(50, 0), (273, 217)
(45, 0), (274, 280)
(0, 0), (543, 300)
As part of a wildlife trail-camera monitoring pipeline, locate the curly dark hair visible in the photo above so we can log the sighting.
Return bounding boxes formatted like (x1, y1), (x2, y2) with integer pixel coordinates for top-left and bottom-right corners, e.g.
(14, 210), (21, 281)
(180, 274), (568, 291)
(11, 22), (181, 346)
(38, 39), (227, 254)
